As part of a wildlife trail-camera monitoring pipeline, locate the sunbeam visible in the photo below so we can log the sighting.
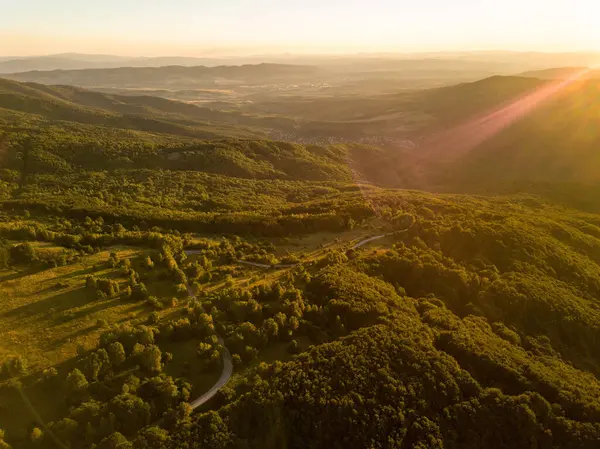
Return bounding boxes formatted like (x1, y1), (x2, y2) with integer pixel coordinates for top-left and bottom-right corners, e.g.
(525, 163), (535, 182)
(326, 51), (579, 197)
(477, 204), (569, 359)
(403, 66), (599, 189)
(434, 67), (592, 152)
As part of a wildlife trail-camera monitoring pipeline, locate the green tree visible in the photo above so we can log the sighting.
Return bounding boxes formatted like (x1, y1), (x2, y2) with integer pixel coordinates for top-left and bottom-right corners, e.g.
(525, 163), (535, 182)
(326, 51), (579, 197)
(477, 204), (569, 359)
(66, 368), (88, 396)
(139, 345), (162, 373)
(262, 318), (279, 342)
(108, 394), (151, 434)
(108, 341), (126, 367)
(97, 432), (133, 449)
(10, 242), (37, 264)
(30, 428), (43, 445)
(85, 275), (98, 289)
(133, 426), (168, 448)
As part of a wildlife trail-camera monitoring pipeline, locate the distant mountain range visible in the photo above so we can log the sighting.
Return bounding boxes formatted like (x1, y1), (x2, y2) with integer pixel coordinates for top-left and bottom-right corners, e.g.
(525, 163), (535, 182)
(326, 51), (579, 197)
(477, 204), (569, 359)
(4, 63), (324, 89)
(2, 51), (600, 74)
(0, 54), (241, 73)
(519, 67), (600, 80)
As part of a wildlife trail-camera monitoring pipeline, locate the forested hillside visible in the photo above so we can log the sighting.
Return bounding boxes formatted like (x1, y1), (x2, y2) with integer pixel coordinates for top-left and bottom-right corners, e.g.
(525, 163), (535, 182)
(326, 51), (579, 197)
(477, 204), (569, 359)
(163, 192), (600, 448)
(1, 72), (600, 448)
(0, 78), (272, 140)
(5, 75), (600, 213)
(423, 77), (600, 188)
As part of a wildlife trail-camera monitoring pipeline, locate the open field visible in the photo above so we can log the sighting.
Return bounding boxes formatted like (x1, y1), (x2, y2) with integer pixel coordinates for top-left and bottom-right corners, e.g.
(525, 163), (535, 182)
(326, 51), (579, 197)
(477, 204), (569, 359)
(1, 229), (375, 444)
(0, 248), (143, 370)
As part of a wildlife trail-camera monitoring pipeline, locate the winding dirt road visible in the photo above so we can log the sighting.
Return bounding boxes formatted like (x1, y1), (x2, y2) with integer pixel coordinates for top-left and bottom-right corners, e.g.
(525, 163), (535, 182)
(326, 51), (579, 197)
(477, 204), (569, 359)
(183, 233), (390, 408)
(189, 337), (233, 410)
(351, 234), (387, 249)
(186, 234), (389, 270)
(238, 260), (297, 269)
(184, 284), (233, 409)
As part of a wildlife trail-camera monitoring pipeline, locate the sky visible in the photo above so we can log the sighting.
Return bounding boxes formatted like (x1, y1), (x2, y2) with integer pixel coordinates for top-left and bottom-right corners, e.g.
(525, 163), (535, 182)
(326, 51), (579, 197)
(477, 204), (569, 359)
(2, 0), (600, 56)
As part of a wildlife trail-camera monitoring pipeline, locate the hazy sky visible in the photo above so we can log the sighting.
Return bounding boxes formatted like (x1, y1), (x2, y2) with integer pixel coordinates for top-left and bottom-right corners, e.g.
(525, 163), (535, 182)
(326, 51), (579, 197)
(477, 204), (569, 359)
(2, 0), (599, 56)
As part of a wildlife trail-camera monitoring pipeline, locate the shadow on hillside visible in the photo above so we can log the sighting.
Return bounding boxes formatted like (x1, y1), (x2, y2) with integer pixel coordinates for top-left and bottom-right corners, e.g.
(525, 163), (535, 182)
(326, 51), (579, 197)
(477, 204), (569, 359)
(51, 298), (125, 326)
(1, 288), (117, 320)
(47, 324), (107, 350)
(0, 349), (86, 444)
(0, 266), (46, 283)
(52, 265), (100, 280)
(161, 307), (187, 323)
(124, 302), (146, 313)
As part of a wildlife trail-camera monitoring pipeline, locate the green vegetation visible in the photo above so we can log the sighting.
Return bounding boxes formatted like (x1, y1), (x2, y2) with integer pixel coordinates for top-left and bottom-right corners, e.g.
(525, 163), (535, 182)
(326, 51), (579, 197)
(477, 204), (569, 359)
(2, 73), (600, 448)
(171, 195), (600, 448)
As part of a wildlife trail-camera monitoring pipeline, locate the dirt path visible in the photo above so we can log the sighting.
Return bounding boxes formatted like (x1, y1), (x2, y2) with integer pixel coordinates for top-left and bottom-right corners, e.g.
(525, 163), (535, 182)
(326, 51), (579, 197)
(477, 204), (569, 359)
(238, 260), (297, 269)
(351, 234), (387, 249)
(189, 336), (233, 409)
(185, 234), (390, 271)
(185, 283), (233, 410)
(182, 233), (391, 407)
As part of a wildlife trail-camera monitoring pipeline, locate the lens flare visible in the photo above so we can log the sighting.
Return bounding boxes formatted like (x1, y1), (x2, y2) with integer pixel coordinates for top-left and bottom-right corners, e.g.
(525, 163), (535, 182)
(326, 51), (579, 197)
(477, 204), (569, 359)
(348, 66), (597, 201)
(395, 66), (598, 190)
(429, 68), (593, 155)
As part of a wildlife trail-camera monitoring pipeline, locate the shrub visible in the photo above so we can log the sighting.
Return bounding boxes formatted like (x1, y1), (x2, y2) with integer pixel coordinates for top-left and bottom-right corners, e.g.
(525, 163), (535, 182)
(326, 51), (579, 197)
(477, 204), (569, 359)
(175, 283), (188, 297)
(97, 279), (119, 298)
(42, 367), (58, 381)
(161, 352), (173, 365)
(147, 296), (162, 310)
(30, 427), (43, 444)
(288, 339), (300, 354)
(144, 256), (155, 269)
(232, 354), (243, 366)
(10, 242), (37, 264)
(131, 283), (148, 301)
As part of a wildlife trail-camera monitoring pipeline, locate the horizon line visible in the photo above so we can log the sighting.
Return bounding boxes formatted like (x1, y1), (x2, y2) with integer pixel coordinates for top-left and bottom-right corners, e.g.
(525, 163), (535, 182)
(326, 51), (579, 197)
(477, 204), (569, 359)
(3, 49), (600, 59)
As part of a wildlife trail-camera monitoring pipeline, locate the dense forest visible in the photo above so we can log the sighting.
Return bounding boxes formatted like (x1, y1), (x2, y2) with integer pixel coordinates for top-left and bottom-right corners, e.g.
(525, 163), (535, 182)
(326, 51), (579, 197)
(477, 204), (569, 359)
(1, 73), (600, 448)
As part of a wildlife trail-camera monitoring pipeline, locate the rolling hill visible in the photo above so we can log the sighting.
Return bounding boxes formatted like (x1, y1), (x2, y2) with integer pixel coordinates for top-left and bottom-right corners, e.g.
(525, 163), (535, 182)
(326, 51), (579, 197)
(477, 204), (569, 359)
(0, 54), (235, 73)
(519, 67), (600, 80)
(4, 64), (325, 88)
(3, 74), (600, 213)
(0, 77), (385, 184)
(245, 74), (600, 197)
(416, 77), (600, 189)
(0, 77), (270, 140)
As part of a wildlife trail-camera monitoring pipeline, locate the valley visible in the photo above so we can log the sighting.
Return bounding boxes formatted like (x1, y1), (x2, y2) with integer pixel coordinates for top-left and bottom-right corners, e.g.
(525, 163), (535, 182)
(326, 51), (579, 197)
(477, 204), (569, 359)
(1, 56), (600, 449)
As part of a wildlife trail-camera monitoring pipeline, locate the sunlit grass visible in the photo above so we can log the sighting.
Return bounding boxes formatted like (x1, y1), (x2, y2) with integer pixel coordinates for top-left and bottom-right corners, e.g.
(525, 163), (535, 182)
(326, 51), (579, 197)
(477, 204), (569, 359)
(0, 248), (142, 371)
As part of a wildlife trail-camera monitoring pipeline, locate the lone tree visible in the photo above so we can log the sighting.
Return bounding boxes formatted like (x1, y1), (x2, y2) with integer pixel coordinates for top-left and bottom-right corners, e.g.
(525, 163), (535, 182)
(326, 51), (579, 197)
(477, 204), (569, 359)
(66, 368), (88, 396)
